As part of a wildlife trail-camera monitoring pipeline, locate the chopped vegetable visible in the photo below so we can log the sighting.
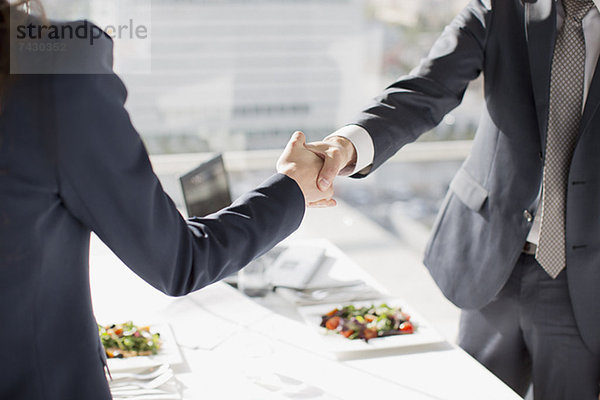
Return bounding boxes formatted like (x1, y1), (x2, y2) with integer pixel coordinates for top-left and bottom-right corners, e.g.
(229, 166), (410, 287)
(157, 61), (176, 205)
(325, 316), (341, 330)
(399, 321), (414, 334)
(341, 330), (354, 338)
(325, 308), (339, 317)
(98, 321), (161, 358)
(363, 327), (378, 340)
(320, 303), (416, 342)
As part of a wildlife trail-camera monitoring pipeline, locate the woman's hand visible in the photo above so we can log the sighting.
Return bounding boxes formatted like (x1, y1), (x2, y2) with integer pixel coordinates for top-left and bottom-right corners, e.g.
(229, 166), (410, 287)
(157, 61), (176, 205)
(277, 131), (337, 207)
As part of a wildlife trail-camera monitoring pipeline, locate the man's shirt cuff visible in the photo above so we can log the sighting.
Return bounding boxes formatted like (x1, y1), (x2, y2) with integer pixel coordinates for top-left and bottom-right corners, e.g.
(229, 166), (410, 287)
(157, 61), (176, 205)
(326, 125), (374, 176)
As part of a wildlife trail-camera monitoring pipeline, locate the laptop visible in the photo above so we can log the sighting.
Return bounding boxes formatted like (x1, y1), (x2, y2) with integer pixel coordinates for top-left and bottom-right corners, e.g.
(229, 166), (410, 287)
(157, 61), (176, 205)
(179, 154), (232, 218)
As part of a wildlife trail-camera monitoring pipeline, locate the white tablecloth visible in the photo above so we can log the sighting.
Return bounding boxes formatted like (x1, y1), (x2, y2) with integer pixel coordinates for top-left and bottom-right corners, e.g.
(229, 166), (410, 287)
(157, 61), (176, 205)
(90, 234), (521, 400)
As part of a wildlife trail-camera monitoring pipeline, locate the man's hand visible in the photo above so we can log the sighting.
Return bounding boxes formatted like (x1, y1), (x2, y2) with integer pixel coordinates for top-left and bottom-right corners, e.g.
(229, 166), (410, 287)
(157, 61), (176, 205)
(277, 131), (336, 207)
(304, 135), (357, 193)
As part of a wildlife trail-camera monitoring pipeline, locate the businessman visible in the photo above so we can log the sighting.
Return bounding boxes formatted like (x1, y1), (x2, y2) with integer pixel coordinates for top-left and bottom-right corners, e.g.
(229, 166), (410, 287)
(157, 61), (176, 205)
(305, 0), (600, 398)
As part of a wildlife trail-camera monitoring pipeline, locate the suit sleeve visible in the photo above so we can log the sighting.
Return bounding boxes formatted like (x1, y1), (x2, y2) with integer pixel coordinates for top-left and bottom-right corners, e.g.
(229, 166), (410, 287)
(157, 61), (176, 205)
(352, 0), (491, 176)
(52, 34), (305, 297)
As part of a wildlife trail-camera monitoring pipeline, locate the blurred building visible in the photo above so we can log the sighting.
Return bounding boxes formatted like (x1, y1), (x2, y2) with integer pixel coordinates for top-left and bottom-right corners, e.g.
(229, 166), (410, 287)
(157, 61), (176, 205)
(116, 0), (382, 153)
(369, 0), (467, 26)
(369, 0), (481, 142)
(40, 0), (478, 152)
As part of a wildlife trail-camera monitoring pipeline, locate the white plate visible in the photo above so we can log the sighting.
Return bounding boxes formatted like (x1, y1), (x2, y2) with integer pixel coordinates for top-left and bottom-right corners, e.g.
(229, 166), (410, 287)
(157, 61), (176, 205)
(297, 298), (445, 356)
(105, 323), (182, 372)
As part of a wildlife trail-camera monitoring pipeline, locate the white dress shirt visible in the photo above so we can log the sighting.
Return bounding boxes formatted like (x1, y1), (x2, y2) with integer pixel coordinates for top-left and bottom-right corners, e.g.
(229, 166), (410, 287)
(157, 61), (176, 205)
(331, 0), (600, 245)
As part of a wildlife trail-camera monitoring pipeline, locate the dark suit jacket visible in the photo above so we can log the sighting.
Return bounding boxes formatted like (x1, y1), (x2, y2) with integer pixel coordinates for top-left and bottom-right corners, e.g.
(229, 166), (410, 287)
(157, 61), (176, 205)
(0, 23), (305, 399)
(352, 0), (600, 354)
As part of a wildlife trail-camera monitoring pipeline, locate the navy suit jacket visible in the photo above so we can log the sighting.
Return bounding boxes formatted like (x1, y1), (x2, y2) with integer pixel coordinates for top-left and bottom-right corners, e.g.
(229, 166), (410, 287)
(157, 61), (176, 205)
(0, 23), (305, 399)
(352, 0), (600, 354)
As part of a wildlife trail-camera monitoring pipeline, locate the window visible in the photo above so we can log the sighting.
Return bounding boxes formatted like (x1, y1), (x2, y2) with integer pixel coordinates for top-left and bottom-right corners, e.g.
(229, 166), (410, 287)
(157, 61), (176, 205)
(38, 0), (478, 154)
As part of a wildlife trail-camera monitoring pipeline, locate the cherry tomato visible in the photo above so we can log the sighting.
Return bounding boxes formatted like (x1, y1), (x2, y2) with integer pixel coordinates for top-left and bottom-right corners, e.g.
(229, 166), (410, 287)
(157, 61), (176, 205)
(341, 330), (354, 338)
(325, 316), (341, 330)
(399, 321), (414, 334)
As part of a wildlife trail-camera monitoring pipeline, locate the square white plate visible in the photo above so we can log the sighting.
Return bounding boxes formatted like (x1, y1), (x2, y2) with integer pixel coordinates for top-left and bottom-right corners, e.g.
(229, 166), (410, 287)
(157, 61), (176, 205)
(105, 323), (183, 372)
(297, 298), (445, 356)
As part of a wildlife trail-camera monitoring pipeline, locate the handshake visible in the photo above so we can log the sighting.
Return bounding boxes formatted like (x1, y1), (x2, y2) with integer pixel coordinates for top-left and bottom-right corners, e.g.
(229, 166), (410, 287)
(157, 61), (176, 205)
(276, 131), (358, 208)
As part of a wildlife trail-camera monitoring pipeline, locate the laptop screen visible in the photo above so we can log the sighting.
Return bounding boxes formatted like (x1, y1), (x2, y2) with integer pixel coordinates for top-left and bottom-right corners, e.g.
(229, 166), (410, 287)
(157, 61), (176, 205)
(179, 154), (232, 218)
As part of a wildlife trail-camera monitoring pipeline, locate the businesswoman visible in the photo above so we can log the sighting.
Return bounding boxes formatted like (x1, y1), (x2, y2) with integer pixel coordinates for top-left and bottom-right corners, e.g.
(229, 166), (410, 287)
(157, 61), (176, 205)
(0, 1), (333, 399)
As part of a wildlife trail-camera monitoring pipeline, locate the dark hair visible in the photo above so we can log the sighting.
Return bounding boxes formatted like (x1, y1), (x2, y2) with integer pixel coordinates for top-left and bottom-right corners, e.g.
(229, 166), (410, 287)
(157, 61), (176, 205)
(0, 1), (10, 103)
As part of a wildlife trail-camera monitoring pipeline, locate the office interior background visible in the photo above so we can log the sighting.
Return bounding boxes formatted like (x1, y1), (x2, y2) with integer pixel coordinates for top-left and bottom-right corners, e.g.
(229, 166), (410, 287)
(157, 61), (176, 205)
(41, 0), (479, 244)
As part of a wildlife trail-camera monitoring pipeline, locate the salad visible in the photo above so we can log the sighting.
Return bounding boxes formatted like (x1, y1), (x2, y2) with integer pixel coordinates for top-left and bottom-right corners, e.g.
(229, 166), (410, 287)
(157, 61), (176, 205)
(98, 321), (161, 359)
(320, 303), (415, 342)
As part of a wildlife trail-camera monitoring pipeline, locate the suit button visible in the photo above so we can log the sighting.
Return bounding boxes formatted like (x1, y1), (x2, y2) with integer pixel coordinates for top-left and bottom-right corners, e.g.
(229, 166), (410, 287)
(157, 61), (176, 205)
(523, 210), (533, 223)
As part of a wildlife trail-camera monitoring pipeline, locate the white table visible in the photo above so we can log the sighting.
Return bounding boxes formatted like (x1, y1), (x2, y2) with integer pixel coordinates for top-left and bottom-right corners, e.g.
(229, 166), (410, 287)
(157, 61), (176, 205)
(90, 231), (521, 400)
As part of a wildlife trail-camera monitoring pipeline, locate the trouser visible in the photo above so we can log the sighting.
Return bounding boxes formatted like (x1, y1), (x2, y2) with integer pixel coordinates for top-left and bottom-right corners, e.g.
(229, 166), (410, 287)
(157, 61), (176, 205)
(458, 253), (600, 400)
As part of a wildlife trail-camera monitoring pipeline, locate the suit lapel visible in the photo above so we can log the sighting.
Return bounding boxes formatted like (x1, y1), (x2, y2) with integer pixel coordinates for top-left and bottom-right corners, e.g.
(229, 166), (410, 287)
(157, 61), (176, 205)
(525, 0), (556, 151)
(580, 59), (600, 136)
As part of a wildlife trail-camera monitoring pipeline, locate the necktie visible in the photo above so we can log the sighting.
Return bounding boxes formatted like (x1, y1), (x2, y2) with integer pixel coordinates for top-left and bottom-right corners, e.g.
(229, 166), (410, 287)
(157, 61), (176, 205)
(536, 0), (595, 278)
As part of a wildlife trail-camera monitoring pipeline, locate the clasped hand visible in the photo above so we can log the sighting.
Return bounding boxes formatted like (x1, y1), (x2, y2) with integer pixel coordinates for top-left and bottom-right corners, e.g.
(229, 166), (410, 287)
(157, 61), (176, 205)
(276, 131), (357, 207)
